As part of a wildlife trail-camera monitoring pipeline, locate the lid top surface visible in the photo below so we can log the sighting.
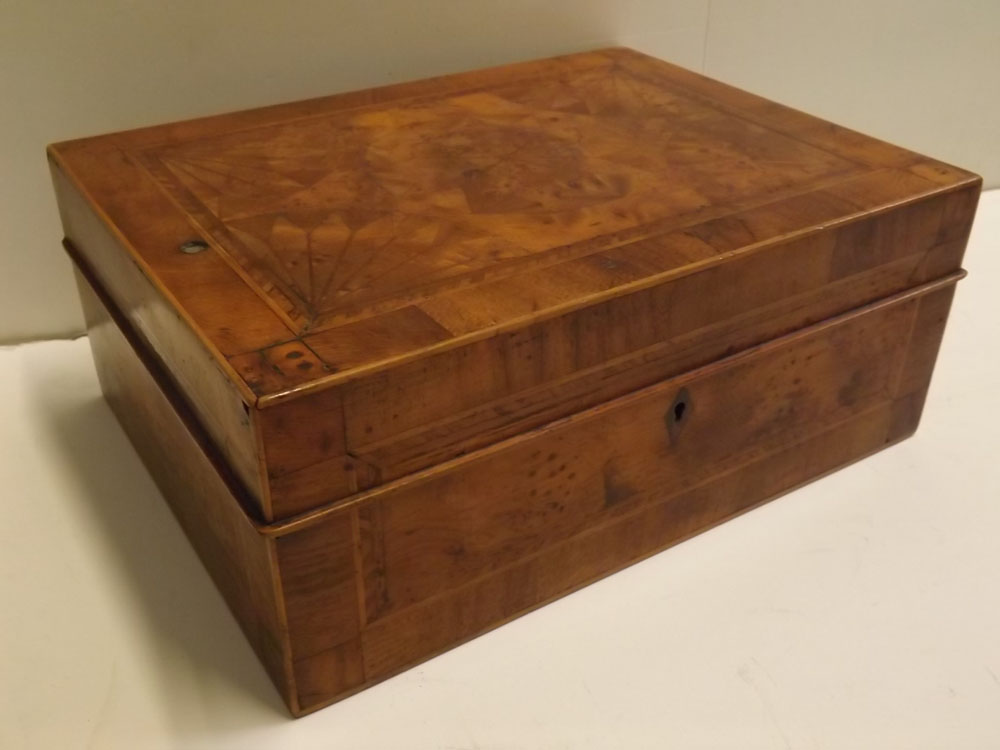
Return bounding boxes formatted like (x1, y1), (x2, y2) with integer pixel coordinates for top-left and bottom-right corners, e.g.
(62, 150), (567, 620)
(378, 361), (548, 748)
(50, 48), (978, 404)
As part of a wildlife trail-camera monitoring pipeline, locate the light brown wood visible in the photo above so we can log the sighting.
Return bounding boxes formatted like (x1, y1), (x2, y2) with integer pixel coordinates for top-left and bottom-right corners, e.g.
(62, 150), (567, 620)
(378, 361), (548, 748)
(49, 47), (980, 521)
(271, 275), (965, 715)
(72, 260), (296, 712)
(72, 254), (962, 715)
(53, 47), (979, 716)
(52, 169), (272, 516)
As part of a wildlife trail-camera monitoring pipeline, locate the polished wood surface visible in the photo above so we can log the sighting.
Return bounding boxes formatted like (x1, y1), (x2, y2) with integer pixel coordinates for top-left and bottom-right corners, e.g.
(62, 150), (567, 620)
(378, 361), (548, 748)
(50, 47), (980, 520)
(276, 274), (963, 715)
(56, 48), (979, 716)
(73, 256), (961, 715)
(73, 261), (295, 710)
(53, 169), (269, 513)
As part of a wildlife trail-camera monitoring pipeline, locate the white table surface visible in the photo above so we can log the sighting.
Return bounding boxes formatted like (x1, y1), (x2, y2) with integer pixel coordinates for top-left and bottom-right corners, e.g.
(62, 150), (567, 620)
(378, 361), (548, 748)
(1, 190), (997, 750)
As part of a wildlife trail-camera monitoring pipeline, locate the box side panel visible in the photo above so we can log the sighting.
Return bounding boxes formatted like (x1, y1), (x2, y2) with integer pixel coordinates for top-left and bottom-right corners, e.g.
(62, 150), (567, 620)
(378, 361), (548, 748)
(52, 160), (270, 518)
(73, 267), (296, 712)
(279, 274), (960, 713)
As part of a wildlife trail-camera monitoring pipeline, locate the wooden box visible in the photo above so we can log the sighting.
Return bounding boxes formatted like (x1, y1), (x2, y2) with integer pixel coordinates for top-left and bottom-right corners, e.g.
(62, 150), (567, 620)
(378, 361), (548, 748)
(49, 48), (980, 715)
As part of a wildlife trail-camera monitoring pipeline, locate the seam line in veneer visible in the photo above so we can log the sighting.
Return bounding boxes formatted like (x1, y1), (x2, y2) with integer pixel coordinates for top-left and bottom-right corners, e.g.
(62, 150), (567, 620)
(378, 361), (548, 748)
(264, 536), (301, 716)
(246, 406), (276, 522)
(349, 508), (370, 633)
(259, 269), (965, 537)
(889, 294), (925, 398)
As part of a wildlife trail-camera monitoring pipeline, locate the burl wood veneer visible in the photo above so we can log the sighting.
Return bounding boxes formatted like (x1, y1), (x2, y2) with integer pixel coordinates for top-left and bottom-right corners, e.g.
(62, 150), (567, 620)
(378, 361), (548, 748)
(50, 48), (979, 715)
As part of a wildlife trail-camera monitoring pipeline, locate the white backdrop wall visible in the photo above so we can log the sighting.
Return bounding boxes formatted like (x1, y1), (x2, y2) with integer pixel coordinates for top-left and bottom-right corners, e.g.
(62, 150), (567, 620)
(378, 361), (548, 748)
(1, 0), (996, 343)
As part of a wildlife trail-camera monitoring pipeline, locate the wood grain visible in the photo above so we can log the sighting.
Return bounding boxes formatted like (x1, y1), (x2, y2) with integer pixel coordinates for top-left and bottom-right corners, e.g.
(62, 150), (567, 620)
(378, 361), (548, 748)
(355, 294), (919, 622)
(359, 401), (899, 680)
(286, 274), (964, 713)
(54, 170), (271, 518)
(49, 48), (979, 395)
(59, 47), (977, 716)
(72, 244), (965, 716)
(50, 47), (980, 520)
(72, 261), (295, 712)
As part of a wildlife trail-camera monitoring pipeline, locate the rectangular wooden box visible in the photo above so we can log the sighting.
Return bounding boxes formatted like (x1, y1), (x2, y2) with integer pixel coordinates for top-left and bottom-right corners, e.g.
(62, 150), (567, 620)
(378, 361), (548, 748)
(50, 48), (979, 715)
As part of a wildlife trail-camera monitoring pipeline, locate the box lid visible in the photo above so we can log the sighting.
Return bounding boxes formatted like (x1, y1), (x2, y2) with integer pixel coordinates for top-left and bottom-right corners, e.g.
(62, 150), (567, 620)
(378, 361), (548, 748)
(50, 48), (980, 520)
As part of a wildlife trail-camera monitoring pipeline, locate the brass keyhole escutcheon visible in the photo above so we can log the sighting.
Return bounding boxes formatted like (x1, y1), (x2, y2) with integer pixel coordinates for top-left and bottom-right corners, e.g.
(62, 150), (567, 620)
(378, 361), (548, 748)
(665, 387), (692, 442)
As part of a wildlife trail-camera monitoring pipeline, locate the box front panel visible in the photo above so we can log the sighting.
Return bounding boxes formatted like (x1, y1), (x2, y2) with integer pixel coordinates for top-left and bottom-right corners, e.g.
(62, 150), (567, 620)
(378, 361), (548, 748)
(355, 289), (919, 622)
(275, 277), (958, 713)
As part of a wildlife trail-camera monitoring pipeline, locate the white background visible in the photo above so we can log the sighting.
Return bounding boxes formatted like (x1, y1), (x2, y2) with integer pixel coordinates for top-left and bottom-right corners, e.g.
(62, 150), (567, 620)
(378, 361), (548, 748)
(0, 191), (996, 749)
(1, 0), (999, 343)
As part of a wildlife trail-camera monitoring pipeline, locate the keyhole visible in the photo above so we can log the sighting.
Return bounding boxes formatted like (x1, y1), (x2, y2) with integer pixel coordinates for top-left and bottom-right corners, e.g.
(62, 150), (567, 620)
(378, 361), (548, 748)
(673, 401), (687, 422)
(665, 387), (692, 442)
